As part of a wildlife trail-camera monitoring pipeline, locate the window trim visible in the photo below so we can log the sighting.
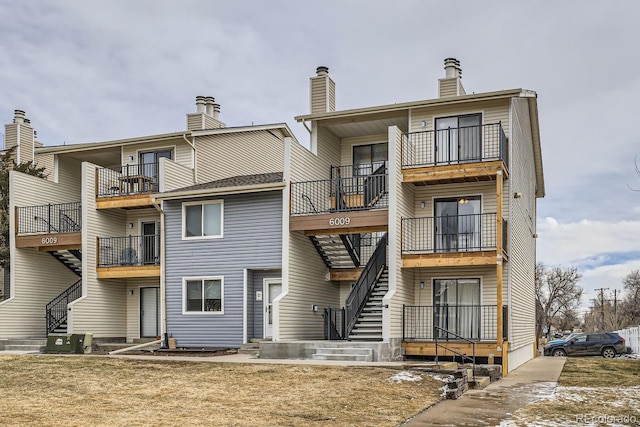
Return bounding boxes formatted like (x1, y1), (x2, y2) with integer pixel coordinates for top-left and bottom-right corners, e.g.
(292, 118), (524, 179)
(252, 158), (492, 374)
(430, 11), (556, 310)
(182, 276), (224, 315)
(182, 200), (224, 240)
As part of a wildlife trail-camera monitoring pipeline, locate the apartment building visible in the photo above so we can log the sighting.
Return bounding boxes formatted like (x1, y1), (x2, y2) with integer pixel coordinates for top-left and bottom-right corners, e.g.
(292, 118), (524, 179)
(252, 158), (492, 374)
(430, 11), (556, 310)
(1, 58), (544, 374)
(267, 59), (544, 373)
(0, 98), (292, 347)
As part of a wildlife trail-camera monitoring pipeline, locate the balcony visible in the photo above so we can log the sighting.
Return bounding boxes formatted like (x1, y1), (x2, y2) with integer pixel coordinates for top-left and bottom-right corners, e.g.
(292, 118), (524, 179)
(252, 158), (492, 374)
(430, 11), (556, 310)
(402, 304), (507, 358)
(96, 234), (160, 278)
(401, 213), (507, 267)
(95, 163), (159, 209)
(15, 202), (82, 249)
(401, 123), (508, 184)
(290, 162), (389, 234)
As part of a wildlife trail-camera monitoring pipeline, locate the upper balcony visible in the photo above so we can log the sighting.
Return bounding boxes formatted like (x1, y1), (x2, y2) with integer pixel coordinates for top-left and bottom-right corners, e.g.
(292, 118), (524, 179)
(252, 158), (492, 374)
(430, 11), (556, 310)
(15, 202), (82, 250)
(401, 213), (507, 268)
(401, 122), (508, 184)
(290, 162), (389, 234)
(95, 163), (159, 209)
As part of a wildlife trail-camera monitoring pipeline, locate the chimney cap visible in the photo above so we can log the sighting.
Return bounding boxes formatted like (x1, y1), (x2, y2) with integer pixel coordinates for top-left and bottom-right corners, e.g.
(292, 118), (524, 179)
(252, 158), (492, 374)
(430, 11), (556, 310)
(205, 96), (215, 103)
(316, 66), (329, 76)
(443, 58), (462, 78)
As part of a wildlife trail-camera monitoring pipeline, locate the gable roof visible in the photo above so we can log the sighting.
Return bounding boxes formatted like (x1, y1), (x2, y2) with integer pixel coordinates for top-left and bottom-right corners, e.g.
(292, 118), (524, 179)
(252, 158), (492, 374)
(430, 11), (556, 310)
(155, 172), (284, 201)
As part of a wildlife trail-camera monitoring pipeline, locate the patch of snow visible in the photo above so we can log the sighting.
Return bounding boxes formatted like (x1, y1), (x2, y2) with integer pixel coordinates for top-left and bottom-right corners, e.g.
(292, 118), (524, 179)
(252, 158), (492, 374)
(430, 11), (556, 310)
(429, 374), (454, 382)
(387, 371), (423, 383)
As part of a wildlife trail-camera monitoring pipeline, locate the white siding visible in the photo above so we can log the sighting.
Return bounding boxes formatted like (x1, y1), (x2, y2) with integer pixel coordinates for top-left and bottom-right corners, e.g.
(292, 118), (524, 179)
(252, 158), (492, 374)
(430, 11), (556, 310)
(69, 162), (127, 338)
(160, 157), (194, 192)
(388, 126), (415, 339)
(195, 130), (285, 183)
(507, 98), (538, 358)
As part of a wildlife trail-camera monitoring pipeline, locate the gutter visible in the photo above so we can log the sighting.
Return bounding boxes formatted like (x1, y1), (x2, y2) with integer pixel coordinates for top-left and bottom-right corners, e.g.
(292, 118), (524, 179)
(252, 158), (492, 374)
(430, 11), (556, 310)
(155, 181), (286, 201)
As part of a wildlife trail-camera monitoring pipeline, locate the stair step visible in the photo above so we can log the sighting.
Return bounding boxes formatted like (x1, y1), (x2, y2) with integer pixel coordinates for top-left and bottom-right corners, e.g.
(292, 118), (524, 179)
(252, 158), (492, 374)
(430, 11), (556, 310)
(312, 353), (372, 362)
(469, 376), (491, 389)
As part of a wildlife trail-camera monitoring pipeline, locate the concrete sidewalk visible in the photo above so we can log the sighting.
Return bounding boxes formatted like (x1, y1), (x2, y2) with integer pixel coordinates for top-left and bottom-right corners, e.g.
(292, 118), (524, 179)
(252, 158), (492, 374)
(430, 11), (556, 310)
(404, 355), (566, 426)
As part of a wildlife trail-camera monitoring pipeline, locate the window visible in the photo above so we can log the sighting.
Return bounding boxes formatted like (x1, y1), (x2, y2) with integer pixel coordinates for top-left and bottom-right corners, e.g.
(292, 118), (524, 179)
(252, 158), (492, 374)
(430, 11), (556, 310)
(435, 114), (481, 163)
(183, 201), (223, 238)
(353, 142), (387, 176)
(184, 277), (223, 314)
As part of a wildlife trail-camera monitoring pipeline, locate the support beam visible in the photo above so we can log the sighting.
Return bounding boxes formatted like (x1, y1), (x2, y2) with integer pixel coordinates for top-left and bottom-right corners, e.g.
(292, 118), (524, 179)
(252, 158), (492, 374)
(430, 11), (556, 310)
(496, 171), (504, 347)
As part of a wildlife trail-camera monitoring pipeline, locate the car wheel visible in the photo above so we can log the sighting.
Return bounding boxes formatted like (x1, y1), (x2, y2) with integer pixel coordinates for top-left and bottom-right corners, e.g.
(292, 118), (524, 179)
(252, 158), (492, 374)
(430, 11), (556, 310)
(552, 348), (566, 357)
(602, 347), (616, 358)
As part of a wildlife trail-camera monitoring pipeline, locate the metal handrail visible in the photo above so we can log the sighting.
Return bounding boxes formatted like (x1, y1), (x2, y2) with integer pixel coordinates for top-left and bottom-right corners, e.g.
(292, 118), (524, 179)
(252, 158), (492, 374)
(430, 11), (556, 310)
(402, 122), (507, 169)
(16, 202), (81, 235)
(97, 235), (160, 267)
(46, 279), (82, 335)
(402, 304), (497, 341)
(323, 308), (345, 340)
(434, 325), (476, 379)
(344, 233), (387, 336)
(96, 162), (160, 197)
(402, 213), (502, 254)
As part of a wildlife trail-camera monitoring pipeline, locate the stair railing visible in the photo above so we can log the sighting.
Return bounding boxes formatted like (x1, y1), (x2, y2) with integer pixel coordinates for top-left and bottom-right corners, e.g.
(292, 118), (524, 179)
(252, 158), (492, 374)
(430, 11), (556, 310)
(344, 233), (387, 337)
(46, 279), (82, 336)
(363, 162), (387, 207)
(323, 307), (345, 340)
(434, 325), (476, 380)
(340, 233), (361, 267)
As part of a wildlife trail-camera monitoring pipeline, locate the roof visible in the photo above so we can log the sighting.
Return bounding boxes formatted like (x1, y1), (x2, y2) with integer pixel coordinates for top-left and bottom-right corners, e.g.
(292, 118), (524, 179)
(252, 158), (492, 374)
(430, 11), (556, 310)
(155, 172), (285, 201)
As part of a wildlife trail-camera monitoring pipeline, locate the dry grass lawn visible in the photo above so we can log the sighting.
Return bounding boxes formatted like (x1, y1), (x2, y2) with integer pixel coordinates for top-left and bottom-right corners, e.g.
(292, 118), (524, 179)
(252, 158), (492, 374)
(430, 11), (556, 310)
(507, 358), (640, 426)
(0, 355), (443, 426)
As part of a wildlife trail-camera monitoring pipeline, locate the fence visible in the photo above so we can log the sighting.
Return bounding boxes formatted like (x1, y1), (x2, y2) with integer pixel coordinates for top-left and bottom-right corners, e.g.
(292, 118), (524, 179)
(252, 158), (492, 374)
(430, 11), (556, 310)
(615, 325), (640, 354)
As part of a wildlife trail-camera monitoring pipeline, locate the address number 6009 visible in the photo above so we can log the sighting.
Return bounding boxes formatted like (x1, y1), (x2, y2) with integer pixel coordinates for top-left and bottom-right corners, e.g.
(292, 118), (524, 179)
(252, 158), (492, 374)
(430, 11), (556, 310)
(42, 237), (58, 245)
(329, 217), (351, 226)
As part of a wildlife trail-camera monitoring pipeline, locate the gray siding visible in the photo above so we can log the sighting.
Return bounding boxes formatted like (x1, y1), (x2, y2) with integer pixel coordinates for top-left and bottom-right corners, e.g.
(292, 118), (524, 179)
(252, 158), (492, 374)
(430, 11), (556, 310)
(247, 269), (282, 340)
(164, 190), (283, 348)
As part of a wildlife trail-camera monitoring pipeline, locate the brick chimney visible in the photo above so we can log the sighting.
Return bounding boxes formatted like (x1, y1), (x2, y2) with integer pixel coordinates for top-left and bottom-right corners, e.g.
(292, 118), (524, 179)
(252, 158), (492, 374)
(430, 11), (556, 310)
(4, 109), (35, 163)
(310, 66), (336, 113)
(187, 96), (225, 130)
(438, 58), (466, 97)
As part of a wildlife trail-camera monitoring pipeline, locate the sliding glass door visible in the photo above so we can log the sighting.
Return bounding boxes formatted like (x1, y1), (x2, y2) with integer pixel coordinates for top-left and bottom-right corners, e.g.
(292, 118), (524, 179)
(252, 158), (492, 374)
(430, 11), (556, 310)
(434, 196), (481, 252)
(434, 278), (481, 339)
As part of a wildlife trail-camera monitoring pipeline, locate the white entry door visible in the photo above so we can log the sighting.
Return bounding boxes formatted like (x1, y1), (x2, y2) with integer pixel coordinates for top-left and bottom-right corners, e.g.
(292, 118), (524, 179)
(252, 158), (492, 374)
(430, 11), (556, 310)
(264, 279), (282, 339)
(140, 287), (160, 338)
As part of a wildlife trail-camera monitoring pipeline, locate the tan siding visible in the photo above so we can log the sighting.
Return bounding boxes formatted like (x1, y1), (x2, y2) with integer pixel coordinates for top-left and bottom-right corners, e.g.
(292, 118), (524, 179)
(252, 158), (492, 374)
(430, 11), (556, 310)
(187, 114), (204, 131)
(0, 172), (81, 337)
(438, 79), (458, 97)
(413, 182), (497, 214)
(195, 130), (285, 183)
(411, 266), (497, 306)
(389, 126), (415, 338)
(124, 209), (159, 236)
(278, 232), (339, 339)
(409, 99), (510, 135)
(70, 162), (127, 337)
(311, 78), (328, 114)
(19, 125), (34, 164)
(35, 153), (55, 182)
(328, 79), (336, 112)
(121, 138), (192, 170)
(507, 98), (537, 354)
(160, 157), (194, 192)
(56, 156), (83, 198)
(125, 277), (160, 342)
(4, 124), (18, 151)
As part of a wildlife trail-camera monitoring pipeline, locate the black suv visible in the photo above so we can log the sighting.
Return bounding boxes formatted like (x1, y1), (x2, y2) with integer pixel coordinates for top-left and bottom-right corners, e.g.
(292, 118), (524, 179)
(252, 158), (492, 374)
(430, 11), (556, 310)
(543, 332), (626, 358)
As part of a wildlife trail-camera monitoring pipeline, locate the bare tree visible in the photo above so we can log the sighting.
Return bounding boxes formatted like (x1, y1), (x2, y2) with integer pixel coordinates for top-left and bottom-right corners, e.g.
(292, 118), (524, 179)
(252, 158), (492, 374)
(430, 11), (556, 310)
(535, 263), (583, 338)
(619, 270), (640, 327)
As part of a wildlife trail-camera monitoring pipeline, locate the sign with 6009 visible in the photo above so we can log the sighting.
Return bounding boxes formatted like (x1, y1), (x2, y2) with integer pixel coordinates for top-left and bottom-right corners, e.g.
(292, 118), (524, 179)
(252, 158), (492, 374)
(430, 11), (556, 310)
(328, 217), (351, 226)
(41, 237), (58, 245)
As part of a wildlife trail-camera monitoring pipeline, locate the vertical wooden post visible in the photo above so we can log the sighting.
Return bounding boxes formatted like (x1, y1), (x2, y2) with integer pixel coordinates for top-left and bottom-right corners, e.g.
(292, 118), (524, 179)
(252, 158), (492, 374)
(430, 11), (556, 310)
(496, 169), (503, 348)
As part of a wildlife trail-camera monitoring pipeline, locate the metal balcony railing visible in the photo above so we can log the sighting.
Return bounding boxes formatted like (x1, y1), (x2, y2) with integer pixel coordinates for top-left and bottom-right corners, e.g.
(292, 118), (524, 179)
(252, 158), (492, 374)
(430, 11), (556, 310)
(403, 305), (498, 341)
(97, 235), (160, 267)
(401, 122), (508, 169)
(402, 213), (506, 254)
(291, 163), (388, 215)
(16, 202), (81, 235)
(96, 162), (160, 197)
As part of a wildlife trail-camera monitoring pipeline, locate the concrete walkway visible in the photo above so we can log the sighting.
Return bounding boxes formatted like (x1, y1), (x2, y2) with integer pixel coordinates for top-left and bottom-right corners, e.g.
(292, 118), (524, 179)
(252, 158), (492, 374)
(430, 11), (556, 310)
(404, 355), (566, 427)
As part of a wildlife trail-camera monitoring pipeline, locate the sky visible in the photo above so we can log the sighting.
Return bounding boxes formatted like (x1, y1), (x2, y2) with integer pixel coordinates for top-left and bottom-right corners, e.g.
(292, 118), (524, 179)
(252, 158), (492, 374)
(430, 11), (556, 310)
(1, 0), (639, 312)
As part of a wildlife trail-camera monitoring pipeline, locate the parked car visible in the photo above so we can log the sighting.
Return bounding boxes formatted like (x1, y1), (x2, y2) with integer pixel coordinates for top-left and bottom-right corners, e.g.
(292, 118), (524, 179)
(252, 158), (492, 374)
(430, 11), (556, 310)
(546, 332), (579, 346)
(543, 332), (626, 358)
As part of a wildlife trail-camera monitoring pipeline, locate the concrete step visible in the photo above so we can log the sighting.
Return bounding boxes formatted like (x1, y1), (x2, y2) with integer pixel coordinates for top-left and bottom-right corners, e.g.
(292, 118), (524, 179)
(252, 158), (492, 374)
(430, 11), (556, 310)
(312, 347), (373, 362)
(238, 343), (260, 355)
(469, 375), (491, 389)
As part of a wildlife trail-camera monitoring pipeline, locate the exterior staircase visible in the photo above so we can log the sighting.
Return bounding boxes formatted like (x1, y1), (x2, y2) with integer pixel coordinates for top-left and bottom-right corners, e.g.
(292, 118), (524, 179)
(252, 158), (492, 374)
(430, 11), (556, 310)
(48, 249), (82, 276)
(309, 234), (359, 268)
(348, 270), (388, 341)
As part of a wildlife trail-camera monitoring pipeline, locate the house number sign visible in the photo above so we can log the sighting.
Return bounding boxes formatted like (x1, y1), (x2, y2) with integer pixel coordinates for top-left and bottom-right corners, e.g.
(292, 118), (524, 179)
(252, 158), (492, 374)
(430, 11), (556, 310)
(42, 237), (58, 245)
(329, 217), (351, 226)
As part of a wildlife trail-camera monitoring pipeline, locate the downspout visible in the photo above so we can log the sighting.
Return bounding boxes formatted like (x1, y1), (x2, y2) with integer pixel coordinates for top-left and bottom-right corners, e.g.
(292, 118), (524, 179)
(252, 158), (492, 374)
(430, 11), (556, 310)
(301, 121), (312, 134)
(151, 196), (167, 347)
(182, 133), (197, 183)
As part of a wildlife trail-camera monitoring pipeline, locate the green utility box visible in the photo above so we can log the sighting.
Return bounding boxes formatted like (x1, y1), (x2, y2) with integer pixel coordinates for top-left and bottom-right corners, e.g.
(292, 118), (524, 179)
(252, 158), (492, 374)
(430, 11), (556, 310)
(46, 334), (84, 354)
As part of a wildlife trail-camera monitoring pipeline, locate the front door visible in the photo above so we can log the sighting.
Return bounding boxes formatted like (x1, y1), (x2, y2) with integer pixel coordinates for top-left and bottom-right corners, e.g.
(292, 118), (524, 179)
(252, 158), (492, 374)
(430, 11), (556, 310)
(141, 221), (158, 265)
(264, 279), (282, 339)
(140, 287), (160, 338)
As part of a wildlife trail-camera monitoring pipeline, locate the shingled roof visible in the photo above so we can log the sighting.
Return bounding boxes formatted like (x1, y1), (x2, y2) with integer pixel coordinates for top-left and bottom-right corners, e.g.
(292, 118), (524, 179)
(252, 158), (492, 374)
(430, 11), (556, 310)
(167, 172), (283, 194)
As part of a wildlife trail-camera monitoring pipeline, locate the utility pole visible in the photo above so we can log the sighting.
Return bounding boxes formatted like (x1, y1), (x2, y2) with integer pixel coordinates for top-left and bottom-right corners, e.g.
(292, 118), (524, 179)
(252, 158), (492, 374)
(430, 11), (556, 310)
(612, 289), (619, 330)
(594, 287), (609, 331)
